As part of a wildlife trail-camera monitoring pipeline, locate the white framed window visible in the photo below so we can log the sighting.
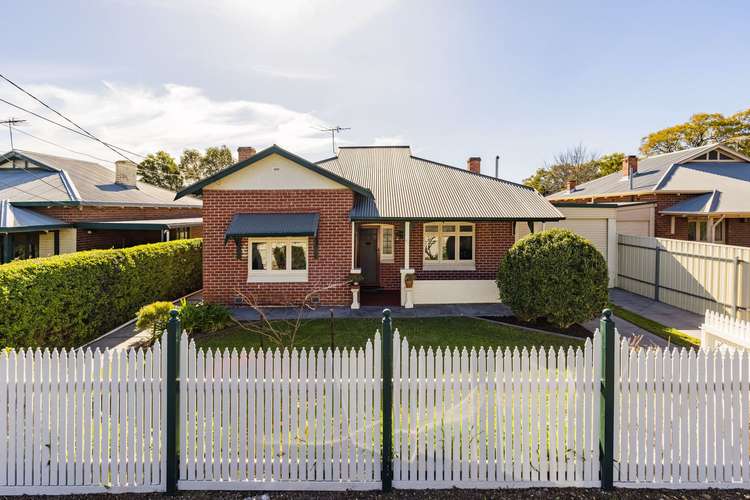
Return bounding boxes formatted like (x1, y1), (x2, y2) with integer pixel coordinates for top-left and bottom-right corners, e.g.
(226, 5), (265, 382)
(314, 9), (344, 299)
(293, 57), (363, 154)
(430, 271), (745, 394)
(423, 222), (475, 270)
(688, 218), (724, 243)
(249, 237), (308, 282)
(380, 225), (394, 263)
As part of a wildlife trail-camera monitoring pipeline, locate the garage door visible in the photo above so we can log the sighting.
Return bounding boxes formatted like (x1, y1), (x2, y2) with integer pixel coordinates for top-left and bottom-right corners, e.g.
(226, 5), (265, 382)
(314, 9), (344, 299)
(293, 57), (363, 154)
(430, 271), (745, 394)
(618, 220), (650, 236)
(545, 219), (608, 257)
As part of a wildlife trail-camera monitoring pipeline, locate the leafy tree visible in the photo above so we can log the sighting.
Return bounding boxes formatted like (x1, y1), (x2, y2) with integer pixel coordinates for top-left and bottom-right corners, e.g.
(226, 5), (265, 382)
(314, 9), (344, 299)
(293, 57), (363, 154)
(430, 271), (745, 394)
(201, 146), (234, 177)
(523, 144), (624, 196)
(179, 146), (234, 184)
(137, 151), (183, 191)
(179, 148), (204, 184)
(640, 109), (750, 157)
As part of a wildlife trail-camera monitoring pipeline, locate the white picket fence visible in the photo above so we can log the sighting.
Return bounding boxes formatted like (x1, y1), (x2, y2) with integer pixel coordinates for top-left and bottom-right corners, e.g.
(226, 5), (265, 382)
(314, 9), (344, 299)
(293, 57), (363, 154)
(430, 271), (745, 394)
(0, 341), (166, 495)
(177, 334), (382, 490)
(0, 327), (749, 494)
(614, 339), (750, 488)
(391, 330), (601, 488)
(701, 310), (750, 351)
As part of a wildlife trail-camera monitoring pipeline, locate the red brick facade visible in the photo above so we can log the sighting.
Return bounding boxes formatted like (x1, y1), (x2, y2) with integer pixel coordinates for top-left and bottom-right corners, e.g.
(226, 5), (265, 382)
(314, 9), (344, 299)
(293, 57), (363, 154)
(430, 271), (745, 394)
(33, 205), (201, 251)
(202, 189), (354, 306)
(355, 220), (515, 290)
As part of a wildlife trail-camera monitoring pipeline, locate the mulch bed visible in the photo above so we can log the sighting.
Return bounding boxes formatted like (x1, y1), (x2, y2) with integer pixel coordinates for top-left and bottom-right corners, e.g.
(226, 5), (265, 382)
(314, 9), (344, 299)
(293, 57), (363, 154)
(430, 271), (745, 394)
(482, 315), (593, 340)
(31, 488), (750, 499)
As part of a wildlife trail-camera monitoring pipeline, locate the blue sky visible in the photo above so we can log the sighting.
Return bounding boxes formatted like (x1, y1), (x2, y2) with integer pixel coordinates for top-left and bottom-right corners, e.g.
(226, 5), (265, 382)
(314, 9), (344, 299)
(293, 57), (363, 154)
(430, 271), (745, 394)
(2, 0), (749, 182)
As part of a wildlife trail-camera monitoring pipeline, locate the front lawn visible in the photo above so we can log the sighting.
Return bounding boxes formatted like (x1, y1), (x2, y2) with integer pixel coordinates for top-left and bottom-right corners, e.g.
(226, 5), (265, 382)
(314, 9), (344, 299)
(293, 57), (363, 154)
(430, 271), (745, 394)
(191, 316), (585, 351)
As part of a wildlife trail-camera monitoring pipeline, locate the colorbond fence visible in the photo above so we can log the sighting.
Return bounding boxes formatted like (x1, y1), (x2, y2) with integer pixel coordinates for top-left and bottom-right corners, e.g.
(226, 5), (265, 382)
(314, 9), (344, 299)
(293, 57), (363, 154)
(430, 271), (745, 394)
(0, 314), (748, 494)
(617, 234), (750, 321)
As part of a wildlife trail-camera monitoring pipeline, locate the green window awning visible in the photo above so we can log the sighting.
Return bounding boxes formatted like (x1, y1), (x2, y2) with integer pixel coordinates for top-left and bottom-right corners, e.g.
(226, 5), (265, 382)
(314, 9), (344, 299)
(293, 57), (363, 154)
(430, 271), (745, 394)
(224, 213), (320, 258)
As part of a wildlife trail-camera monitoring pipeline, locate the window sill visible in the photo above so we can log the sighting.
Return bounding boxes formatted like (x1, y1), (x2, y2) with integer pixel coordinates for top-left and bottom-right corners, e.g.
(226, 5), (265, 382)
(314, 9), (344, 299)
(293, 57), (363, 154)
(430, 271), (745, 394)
(422, 262), (476, 272)
(380, 256), (395, 264)
(248, 271), (308, 283)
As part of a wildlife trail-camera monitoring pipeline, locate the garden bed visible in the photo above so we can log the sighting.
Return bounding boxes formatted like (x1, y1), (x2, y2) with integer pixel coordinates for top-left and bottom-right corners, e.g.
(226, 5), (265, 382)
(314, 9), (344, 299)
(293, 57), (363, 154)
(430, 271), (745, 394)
(481, 315), (593, 340)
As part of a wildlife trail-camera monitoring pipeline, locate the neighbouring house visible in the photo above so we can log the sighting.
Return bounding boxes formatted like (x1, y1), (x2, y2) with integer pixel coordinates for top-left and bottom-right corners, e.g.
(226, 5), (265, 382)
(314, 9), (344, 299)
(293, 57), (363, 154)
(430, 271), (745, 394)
(0, 150), (202, 263)
(546, 143), (750, 246)
(176, 144), (563, 308)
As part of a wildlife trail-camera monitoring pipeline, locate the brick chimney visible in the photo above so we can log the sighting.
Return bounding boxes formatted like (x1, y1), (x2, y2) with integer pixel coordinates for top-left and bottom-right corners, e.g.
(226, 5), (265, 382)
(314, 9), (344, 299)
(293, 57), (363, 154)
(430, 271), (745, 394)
(237, 146), (256, 163)
(622, 155), (638, 177)
(114, 160), (137, 187)
(467, 156), (481, 174)
(567, 179), (577, 193)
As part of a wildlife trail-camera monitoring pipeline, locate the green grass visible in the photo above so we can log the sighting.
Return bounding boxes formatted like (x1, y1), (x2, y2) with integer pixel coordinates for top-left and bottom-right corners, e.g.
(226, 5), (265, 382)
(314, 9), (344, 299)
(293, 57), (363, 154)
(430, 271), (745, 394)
(192, 316), (585, 352)
(610, 304), (700, 348)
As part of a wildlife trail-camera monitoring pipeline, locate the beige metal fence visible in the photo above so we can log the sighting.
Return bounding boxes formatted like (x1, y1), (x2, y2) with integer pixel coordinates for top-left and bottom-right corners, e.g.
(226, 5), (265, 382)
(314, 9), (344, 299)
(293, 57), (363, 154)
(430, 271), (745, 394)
(617, 234), (750, 321)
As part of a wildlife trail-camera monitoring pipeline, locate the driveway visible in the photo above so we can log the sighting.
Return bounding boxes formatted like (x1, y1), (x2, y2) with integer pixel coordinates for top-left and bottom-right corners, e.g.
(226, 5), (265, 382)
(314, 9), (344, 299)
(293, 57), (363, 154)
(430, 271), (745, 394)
(583, 288), (703, 349)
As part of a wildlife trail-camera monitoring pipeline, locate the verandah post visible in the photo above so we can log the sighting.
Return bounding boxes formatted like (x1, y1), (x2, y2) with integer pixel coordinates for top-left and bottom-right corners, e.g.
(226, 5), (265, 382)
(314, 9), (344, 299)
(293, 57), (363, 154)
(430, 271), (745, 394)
(165, 309), (180, 494)
(381, 309), (394, 491)
(599, 309), (615, 490)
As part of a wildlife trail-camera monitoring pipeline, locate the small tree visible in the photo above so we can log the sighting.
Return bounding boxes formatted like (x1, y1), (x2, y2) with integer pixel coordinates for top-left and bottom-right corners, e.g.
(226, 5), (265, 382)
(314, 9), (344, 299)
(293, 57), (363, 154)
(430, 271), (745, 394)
(497, 228), (608, 328)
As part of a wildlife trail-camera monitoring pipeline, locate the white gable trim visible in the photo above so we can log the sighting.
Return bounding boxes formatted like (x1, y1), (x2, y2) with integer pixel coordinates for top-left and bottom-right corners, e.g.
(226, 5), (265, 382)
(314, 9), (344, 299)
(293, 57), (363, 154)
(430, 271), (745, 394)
(205, 153), (349, 191)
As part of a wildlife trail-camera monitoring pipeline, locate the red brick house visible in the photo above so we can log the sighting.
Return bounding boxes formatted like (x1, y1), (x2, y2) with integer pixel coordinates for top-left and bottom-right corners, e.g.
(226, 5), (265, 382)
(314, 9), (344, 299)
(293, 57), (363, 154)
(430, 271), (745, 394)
(547, 143), (750, 247)
(0, 150), (202, 263)
(176, 144), (562, 308)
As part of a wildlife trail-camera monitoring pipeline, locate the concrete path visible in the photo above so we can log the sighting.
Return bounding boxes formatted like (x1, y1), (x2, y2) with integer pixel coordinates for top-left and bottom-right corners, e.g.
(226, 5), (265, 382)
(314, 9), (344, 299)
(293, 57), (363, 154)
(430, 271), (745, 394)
(582, 288), (704, 349)
(83, 290), (203, 350)
(230, 302), (512, 321)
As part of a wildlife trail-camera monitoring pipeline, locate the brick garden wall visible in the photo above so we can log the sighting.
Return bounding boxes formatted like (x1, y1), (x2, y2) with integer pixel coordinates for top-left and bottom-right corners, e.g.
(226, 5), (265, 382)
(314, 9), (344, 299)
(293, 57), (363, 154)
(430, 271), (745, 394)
(34, 205), (201, 250)
(202, 189), (354, 306)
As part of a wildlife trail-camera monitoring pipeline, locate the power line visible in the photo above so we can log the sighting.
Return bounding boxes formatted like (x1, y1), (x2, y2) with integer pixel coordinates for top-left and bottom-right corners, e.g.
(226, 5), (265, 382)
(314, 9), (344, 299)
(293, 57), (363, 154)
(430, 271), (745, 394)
(0, 73), (142, 163)
(0, 96), (145, 159)
(11, 127), (116, 165)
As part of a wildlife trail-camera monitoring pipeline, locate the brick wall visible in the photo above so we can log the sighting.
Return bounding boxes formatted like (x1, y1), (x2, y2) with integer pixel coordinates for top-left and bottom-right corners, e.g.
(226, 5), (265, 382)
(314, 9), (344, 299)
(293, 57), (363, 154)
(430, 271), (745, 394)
(202, 189), (354, 306)
(726, 218), (750, 247)
(33, 205), (201, 251)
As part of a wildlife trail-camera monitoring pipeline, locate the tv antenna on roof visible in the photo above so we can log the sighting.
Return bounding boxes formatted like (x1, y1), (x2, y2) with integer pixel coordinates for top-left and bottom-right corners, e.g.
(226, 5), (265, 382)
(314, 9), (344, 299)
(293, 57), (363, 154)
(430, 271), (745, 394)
(0, 117), (26, 149)
(317, 126), (350, 154)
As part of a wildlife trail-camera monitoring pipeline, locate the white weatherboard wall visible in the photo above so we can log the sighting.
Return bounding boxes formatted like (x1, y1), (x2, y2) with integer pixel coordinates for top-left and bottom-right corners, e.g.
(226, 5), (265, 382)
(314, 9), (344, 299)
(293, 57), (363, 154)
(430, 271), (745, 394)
(205, 154), (347, 191)
(516, 205), (618, 286)
(412, 279), (499, 305)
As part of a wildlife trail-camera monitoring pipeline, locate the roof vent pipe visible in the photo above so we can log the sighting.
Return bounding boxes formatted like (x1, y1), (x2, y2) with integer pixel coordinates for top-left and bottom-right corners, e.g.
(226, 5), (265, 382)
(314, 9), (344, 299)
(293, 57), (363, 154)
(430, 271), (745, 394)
(495, 155), (500, 178)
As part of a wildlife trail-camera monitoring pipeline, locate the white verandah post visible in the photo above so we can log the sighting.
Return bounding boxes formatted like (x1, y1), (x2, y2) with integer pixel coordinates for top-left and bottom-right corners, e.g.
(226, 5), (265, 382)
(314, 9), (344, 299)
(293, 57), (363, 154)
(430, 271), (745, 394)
(400, 221), (414, 308)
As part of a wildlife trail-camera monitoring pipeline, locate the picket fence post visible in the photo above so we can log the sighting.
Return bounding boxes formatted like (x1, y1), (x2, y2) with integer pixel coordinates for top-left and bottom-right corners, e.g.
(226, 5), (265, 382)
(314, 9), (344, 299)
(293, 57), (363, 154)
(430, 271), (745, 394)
(381, 309), (394, 491)
(165, 309), (180, 494)
(599, 309), (615, 490)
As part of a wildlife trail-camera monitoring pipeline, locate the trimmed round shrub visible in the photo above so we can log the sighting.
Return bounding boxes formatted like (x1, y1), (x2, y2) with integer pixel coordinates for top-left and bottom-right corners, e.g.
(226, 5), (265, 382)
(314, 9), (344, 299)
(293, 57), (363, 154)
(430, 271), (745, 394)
(136, 301), (175, 337)
(497, 228), (608, 328)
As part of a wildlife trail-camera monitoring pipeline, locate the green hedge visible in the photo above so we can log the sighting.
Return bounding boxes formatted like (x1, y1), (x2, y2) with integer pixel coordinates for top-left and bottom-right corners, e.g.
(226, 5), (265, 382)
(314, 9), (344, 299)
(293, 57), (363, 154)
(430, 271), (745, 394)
(0, 239), (202, 348)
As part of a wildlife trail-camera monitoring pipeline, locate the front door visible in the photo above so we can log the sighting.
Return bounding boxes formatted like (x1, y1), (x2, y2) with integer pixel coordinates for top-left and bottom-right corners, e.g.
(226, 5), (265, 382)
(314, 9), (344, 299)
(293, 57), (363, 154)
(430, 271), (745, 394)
(358, 228), (378, 287)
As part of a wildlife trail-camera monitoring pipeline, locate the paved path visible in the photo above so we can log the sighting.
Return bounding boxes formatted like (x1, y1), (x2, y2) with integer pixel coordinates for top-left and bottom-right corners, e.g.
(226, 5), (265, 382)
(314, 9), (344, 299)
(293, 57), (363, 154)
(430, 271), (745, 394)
(583, 288), (703, 348)
(83, 290), (203, 350)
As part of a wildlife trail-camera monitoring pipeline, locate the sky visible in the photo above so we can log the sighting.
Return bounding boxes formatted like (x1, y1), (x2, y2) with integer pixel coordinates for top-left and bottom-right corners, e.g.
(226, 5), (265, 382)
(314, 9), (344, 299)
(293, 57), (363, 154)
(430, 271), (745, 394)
(1, 0), (749, 182)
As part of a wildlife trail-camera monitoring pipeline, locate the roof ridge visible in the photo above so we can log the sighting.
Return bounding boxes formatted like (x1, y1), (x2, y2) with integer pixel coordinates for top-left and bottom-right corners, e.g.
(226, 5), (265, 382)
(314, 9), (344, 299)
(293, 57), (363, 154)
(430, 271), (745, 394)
(409, 155), (536, 191)
(640, 143), (717, 160)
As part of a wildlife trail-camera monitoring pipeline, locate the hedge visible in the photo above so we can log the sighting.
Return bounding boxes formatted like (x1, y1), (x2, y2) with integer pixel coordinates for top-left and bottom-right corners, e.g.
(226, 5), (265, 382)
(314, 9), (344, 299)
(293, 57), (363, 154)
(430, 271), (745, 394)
(0, 238), (202, 348)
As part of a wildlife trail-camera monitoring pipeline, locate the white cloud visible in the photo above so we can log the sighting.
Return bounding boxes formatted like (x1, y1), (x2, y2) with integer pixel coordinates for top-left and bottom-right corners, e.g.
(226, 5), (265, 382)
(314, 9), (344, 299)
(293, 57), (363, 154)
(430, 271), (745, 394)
(373, 135), (405, 146)
(0, 81), (337, 163)
(251, 65), (332, 81)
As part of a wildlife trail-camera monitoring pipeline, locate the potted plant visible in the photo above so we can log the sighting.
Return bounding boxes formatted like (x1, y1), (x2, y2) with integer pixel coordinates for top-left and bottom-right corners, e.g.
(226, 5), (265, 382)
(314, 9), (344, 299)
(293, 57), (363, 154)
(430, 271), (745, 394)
(404, 272), (415, 288)
(349, 272), (364, 288)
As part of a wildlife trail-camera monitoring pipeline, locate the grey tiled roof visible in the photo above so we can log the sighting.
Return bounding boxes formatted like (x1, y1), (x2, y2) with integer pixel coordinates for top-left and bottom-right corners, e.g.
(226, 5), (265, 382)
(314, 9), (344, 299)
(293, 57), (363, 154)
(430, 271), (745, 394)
(0, 150), (201, 207)
(317, 147), (562, 220)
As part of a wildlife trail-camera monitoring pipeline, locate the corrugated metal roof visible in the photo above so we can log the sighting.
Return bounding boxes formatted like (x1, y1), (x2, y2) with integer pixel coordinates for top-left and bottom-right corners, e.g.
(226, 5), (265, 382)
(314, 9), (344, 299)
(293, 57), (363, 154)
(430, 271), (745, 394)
(0, 200), (70, 231)
(547, 144), (722, 200)
(76, 217), (203, 230)
(317, 147), (562, 220)
(659, 162), (750, 215)
(0, 150), (201, 207)
(224, 213), (320, 241)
